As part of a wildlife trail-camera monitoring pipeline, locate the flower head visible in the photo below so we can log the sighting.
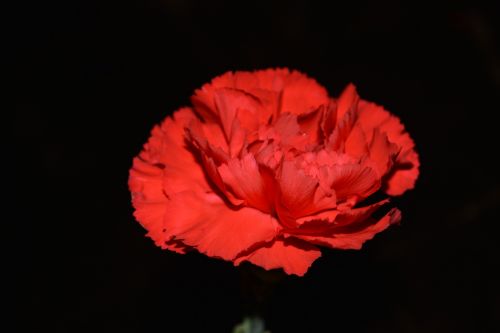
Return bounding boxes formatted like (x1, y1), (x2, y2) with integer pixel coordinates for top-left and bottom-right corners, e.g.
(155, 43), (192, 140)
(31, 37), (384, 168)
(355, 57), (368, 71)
(129, 69), (419, 276)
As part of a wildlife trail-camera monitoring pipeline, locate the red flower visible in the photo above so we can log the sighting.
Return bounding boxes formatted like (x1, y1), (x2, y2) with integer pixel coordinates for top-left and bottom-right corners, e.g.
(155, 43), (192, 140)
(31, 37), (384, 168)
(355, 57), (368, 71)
(128, 69), (419, 276)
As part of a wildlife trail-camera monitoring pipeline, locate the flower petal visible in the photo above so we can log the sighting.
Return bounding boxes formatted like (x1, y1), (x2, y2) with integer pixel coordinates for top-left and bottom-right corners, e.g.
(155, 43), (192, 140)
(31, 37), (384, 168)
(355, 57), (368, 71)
(291, 199), (389, 234)
(273, 113), (309, 150)
(327, 107), (357, 152)
(275, 160), (338, 227)
(320, 100), (338, 139)
(131, 199), (167, 246)
(160, 239), (192, 254)
(134, 108), (209, 195)
(295, 209), (340, 225)
(296, 208), (401, 250)
(278, 161), (320, 217)
(239, 68), (329, 116)
(191, 72), (234, 122)
(129, 157), (165, 204)
(368, 129), (399, 177)
(326, 163), (381, 202)
(163, 191), (280, 261)
(357, 100), (420, 195)
(129, 109), (214, 250)
(336, 83), (360, 121)
(129, 159), (192, 252)
(185, 121), (247, 206)
(384, 149), (420, 195)
(235, 237), (321, 276)
(297, 107), (324, 145)
(191, 69), (329, 122)
(213, 88), (261, 140)
(217, 153), (274, 213)
(252, 141), (284, 170)
(279, 70), (330, 116)
(345, 124), (369, 159)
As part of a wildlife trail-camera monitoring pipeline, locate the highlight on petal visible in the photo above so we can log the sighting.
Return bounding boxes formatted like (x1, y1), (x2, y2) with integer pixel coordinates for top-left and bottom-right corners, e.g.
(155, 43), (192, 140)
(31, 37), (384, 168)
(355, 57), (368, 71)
(234, 237), (321, 276)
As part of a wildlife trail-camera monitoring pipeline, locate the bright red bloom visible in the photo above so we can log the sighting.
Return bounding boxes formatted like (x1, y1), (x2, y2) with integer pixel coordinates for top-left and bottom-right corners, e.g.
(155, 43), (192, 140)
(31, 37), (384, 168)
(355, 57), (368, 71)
(128, 69), (419, 276)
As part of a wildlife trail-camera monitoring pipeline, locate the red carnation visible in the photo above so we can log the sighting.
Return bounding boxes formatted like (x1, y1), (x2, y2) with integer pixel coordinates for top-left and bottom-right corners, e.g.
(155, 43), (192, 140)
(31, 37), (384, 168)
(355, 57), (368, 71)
(128, 69), (419, 276)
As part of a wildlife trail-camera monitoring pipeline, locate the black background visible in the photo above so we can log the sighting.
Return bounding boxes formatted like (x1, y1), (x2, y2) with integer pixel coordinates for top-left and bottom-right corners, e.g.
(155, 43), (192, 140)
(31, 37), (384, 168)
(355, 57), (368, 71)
(14, 1), (499, 332)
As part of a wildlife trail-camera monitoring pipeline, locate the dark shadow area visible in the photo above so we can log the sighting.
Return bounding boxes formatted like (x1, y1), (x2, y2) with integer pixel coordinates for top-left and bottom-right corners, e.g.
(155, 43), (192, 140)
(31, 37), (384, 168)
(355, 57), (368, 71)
(13, 0), (499, 332)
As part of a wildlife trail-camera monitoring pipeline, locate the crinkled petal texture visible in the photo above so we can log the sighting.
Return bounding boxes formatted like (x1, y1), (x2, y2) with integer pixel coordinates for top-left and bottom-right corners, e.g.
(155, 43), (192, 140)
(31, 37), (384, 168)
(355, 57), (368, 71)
(129, 69), (419, 276)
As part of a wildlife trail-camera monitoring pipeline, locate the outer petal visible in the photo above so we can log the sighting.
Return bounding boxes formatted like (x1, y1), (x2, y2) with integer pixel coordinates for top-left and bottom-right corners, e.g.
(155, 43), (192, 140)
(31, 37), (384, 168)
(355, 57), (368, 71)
(234, 237), (321, 276)
(191, 72), (234, 122)
(129, 108), (208, 252)
(234, 69), (329, 115)
(217, 84), (283, 131)
(296, 209), (340, 225)
(288, 200), (389, 244)
(278, 70), (330, 116)
(134, 107), (209, 195)
(384, 148), (420, 195)
(191, 69), (329, 122)
(128, 163), (191, 253)
(163, 191), (280, 261)
(128, 158), (170, 248)
(357, 100), (419, 195)
(368, 129), (399, 177)
(129, 157), (165, 205)
(296, 208), (401, 250)
(295, 198), (389, 227)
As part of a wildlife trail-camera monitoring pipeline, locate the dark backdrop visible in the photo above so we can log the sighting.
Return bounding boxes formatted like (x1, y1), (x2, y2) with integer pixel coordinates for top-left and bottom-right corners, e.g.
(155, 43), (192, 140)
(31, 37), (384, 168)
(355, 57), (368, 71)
(14, 1), (499, 332)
